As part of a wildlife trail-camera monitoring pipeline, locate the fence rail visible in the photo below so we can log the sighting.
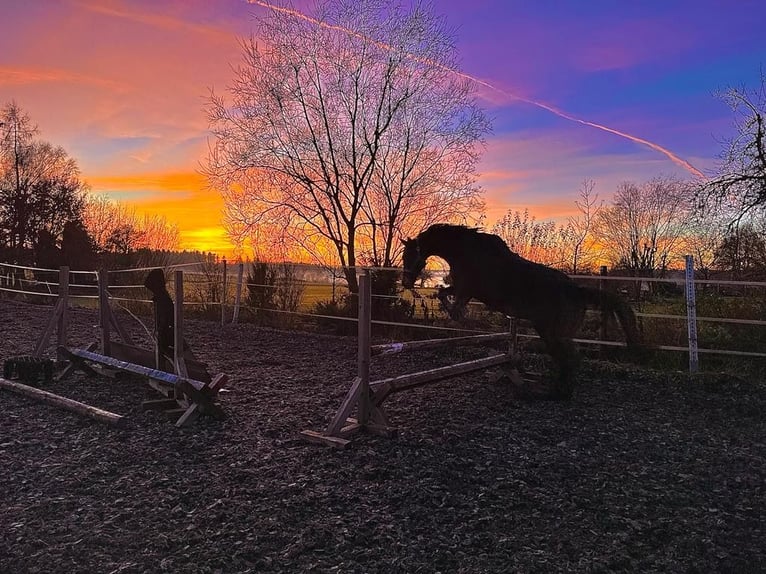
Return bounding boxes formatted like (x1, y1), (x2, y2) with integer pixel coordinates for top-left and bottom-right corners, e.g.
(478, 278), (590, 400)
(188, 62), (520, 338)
(2, 260), (766, 371)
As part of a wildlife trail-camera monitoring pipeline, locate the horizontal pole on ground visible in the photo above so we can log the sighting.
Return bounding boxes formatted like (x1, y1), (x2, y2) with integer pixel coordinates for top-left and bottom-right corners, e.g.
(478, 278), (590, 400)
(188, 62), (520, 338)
(0, 377), (124, 426)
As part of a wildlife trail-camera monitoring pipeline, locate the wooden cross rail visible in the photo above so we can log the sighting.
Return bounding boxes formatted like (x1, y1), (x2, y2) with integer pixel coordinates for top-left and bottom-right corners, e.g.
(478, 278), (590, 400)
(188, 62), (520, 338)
(370, 352), (511, 405)
(58, 346), (228, 427)
(60, 347), (207, 391)
(302, 272), (520, 448)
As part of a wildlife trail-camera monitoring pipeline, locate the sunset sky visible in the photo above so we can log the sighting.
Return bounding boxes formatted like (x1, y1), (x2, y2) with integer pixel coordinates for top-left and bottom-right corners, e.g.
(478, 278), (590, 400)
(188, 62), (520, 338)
(2, 0), (764, 256)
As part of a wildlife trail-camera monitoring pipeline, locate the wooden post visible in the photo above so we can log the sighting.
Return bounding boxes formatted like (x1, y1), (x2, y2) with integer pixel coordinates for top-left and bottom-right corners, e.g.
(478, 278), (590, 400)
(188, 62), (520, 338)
(232, 261), (244, 324)
(221, 258), (227, 327)
(98, 269), (111, 356)
(174, 270), (188, 379)
(57, 266), (69, 349)
(33, 267), (68, 357)
(599, 265), (608, 356)
(357, 270), (372, 425)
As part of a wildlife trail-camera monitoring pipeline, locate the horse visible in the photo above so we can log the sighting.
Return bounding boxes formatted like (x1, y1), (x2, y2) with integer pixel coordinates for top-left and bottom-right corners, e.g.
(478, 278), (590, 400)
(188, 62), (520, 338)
(401, 223), (643, 400)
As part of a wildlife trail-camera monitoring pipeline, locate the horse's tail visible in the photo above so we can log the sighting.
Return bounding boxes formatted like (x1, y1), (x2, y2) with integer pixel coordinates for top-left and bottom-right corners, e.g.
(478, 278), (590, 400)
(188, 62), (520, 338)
(580, 286), (643, 349)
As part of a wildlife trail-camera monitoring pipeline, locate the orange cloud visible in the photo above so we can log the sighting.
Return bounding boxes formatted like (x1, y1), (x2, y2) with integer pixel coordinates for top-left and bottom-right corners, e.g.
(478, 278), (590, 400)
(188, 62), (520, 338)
(72, 0), (235, 43)
(0, 66), (124, 90)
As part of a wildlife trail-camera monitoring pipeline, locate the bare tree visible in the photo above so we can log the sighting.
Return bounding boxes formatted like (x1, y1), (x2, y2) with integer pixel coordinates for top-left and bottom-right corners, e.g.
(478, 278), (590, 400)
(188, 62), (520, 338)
(565, 179), (602, 273)
(83, 195), (180, 253)
(713, 223), (766, 279)
(206, 0), (489, 292)
(490, 208), (569, 267)
(595, 176), (692, 276)
(680, 206), (727, 280)
(700, 70), (766, 220)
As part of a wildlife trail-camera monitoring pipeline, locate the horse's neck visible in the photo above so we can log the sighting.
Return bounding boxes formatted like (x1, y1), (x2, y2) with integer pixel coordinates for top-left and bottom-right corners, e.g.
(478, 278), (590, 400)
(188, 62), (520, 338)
(422, 236), (462, 267)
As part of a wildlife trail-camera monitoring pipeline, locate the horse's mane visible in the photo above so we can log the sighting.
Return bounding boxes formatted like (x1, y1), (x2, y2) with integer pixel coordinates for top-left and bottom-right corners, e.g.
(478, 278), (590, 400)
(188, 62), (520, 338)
(420, 224), (516, 258)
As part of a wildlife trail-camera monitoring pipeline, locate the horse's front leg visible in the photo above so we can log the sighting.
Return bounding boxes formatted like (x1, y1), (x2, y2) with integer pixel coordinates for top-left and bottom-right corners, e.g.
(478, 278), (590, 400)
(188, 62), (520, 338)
(436, 286), (470, 321)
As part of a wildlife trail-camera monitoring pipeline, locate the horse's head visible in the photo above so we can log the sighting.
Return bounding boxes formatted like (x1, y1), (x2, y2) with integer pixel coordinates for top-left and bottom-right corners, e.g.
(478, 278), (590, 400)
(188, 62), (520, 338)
(401, 237), (426, 289)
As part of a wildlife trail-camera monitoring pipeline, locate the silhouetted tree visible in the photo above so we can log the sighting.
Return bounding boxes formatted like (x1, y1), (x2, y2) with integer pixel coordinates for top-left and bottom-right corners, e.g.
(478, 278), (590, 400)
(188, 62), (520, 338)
(0, 101), (88, 264)
(700, 70), (766, 220)
(83, 195), (180, 254)
(61, 220), (98, 270)
(713, 224), (766, 279)
(206, 0), (489, 292)
(595, 176), (691, 276)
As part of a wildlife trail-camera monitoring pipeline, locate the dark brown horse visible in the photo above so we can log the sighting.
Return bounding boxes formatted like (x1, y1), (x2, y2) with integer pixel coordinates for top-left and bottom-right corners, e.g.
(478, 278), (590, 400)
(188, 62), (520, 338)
(402, 224), (643, 400)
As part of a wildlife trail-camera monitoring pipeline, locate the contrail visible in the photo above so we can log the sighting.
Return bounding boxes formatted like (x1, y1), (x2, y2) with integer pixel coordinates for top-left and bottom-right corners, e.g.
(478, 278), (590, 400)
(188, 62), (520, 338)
(247, 0), (705, 179)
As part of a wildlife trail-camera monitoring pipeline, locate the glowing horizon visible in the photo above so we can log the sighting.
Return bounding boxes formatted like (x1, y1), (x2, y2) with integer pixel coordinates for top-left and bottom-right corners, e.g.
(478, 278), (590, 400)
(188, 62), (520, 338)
(1, 0), (761, 256)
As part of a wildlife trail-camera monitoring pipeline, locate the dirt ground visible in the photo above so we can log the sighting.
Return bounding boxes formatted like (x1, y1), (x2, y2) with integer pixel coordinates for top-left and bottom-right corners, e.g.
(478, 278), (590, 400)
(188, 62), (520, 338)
(1, 298), (765, 574)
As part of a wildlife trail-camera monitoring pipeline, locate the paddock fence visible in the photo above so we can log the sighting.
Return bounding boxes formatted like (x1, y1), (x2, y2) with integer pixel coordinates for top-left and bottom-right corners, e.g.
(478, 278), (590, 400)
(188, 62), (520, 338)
(2, 258), (766, 374)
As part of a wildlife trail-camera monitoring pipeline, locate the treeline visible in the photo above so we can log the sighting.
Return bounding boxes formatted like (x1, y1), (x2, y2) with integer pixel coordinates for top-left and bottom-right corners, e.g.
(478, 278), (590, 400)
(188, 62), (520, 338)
(0, 101), (193, 271)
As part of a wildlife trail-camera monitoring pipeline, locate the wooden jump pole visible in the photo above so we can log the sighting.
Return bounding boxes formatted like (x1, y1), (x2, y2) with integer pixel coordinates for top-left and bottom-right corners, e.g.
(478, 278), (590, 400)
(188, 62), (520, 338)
(371, 332), (512, 356)
(302, 269), (518, 448)
(0, 377), (124, 426)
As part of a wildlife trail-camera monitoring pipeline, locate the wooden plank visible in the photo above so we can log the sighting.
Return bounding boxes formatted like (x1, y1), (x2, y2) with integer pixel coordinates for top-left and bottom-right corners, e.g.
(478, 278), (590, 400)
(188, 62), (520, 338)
(33, 298), (64, 358)
(325, 376), (364, 436)
(0, 377), (124, 426)
(357, 272), (372, 425)
(56, 343), (99, 378)
(108, 305), (135, 346)
(299, 430), (351, 449)
(109, 341), (212, 384)
(174, 404), (201, 427)
(371, 353), (511, 405)
(173, 373), (229, 427)
(142, 398), (179, 411)
(371, 332), (512, 356)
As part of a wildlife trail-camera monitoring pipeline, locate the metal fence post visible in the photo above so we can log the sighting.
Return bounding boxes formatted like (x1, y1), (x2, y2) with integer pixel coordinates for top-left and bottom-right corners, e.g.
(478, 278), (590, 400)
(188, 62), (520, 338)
(685, 255), (699, 373)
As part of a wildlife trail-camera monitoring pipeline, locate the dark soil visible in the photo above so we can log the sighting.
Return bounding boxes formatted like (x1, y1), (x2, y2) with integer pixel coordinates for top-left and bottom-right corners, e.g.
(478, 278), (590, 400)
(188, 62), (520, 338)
(1, 298), (765, 573)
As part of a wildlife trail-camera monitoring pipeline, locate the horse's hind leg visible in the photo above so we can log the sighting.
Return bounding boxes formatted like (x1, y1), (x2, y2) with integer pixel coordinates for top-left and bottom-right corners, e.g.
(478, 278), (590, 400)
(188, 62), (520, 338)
(538, 329), (580, 401)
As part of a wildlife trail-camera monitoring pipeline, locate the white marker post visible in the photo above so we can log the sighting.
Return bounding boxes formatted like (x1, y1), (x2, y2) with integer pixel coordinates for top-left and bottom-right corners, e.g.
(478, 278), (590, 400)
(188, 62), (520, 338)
(684, 255), (699, 373)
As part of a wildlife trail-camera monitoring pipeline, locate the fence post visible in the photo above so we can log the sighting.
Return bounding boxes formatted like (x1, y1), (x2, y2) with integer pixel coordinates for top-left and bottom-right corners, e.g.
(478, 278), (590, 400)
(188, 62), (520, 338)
(98, 269), (111, 356)
(221, 257), (227, 327)
(599, 265), (608, 356)
(357, 270), (372, 425)
(232, 261), (244, 324)
(685, 255), (699, 373)
(57, 266), (70, 349)
(174, 270), (188, 379)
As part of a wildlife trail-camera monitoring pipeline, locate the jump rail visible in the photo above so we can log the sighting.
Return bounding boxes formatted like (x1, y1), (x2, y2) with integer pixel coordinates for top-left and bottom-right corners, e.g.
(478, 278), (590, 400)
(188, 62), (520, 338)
(302, 271), (520, 448)
(28, 267), (229, 427)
